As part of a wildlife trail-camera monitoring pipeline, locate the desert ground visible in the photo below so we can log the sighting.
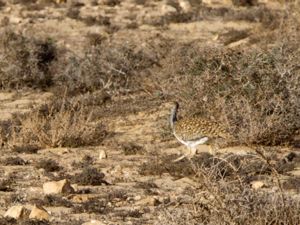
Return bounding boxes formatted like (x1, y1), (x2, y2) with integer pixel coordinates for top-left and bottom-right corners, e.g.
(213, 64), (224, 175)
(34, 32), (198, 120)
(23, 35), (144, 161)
(0, 0), (299, 224)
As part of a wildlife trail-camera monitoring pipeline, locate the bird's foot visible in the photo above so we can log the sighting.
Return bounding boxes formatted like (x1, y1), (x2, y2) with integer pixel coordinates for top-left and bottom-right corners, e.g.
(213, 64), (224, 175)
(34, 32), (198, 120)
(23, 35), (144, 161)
(173, 148), (197, 162)
(173, 154), (187, 162)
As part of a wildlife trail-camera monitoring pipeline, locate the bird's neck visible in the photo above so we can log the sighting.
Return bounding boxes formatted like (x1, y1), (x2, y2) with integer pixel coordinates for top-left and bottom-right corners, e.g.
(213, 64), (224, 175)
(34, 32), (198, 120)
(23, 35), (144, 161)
(170, 108), (178, 129)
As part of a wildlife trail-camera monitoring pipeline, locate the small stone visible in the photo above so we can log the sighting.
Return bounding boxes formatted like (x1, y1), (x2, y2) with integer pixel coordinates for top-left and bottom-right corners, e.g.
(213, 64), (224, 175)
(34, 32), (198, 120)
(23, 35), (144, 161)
(43, 179), (74, 195)
(82, 220), (105, 225)
(178, 0), (192, 12)
(133, 195), (142, 201)
(4, 7), (12, 13)
(71, 184), (79, 192)
(161, 4), (177, 15)
(99, 150), (107, 159)
(29, 205), (49, 221)
(4, 205), (27, 219)
(251, 181), (266, 189)
(9, 17), (22, 24)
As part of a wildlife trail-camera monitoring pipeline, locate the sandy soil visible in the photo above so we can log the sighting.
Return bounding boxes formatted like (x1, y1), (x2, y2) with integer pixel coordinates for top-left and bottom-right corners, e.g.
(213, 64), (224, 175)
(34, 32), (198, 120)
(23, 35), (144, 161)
(0, 0), (299, 224)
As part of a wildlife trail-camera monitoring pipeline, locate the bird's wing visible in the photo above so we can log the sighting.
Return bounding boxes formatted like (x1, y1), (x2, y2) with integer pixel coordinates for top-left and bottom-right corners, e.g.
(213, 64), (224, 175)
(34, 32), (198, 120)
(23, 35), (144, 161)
(174, 117), (230, 141)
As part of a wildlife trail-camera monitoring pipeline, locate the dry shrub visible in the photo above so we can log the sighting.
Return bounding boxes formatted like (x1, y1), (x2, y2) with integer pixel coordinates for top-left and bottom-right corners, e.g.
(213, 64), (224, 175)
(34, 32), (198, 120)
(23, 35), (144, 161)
(102, 0), (120, 6)
(231, 0), (258, 6)
(0, 178), (14, 192)
(31, 195), (73, 208)
(113, 209), (143, 219)
(54, 40), (157, 95)
(196, 4), (281, 29)
(157, 187), (300, 225)
(227, 6), (282, 29)
(86, 33), (108, 46)
(35, 159), (61, 172)
(0, 1), (5, 8)
(0, 30), (56, 89)
(159, 41), (300, 145)
(155, 149), (300, 225)
(0, 30), (161, 95)
(2, 157), (27, 166)
(70, 167), (107, 185)
(121, 142), (144, 155)
(81, 15), (111, 26)
(66, 7), (80, 19)
(6, 98), (107, 149)
(9, 0), (37, 4)
(72, 197), (109, 214)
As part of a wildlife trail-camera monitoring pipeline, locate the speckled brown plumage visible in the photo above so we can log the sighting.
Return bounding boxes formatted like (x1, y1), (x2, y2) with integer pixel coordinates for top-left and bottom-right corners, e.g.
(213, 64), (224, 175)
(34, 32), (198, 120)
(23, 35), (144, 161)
(173, 116), (230, 142)
(170, 101), (232, 161)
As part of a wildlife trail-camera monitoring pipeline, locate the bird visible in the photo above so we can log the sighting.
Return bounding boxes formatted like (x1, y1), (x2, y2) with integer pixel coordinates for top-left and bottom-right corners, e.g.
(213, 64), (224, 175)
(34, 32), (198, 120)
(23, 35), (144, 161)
(170, 101), (231, 162)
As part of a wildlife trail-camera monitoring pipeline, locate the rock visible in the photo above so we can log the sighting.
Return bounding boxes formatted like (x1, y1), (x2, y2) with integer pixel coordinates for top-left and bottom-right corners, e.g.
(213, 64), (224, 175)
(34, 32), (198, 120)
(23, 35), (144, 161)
(135, 196), (160, 206)
(251, 181), (266, 189)
(29, 205), (50, 221)
(43, 179), (74, 195)
(82, 220), (105, 225)
(55, 0), (67, 3)
(99, 150), (107, 159)
(161, 4), (177, 15)
(178, 0), (192, 12)
(4, 205), (28, 219)
(71, 184), (79, 192)
(133, 195), (142, 201)
(9, 17), (22, 24)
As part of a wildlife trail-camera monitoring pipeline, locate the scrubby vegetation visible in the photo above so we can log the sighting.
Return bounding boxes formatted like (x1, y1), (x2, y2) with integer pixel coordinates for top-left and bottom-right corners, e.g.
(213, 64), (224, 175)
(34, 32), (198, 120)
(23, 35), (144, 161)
(0, 30), (56, 89)
(158, 15), (300, 146)
(171, 47), (298, 145)
(1, 97), (108, 149)
(0, 0), (299, 224)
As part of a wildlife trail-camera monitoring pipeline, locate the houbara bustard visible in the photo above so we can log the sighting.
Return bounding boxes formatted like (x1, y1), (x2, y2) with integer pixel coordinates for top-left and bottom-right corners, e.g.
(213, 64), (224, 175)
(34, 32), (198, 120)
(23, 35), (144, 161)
(170, 102), (231, 162)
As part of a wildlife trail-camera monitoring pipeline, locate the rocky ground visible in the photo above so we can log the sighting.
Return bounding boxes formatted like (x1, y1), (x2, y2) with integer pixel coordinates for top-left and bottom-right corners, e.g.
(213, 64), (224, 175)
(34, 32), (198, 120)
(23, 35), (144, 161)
(0, 0), (299, 224)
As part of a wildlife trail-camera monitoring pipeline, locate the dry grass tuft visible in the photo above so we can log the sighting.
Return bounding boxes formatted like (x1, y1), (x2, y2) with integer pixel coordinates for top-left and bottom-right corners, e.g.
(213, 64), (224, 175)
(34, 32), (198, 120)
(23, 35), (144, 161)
(72, 197), (110, 214)
(70, 167), (107, 186)
(5, 98), (108, 149)
(0, 178), (14, 192)
(31, 195), (73, 208)
(2, 157), (27, 166)
(35, 159), (61, 172)
(121, 142), (145, 155)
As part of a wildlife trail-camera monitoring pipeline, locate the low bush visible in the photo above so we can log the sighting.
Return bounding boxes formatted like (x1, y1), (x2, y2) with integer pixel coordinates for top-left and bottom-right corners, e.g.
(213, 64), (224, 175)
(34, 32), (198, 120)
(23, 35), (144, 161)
(159, 42), (300, 145)
(0, 30), (56, 89)
(5, 97), (108, 149)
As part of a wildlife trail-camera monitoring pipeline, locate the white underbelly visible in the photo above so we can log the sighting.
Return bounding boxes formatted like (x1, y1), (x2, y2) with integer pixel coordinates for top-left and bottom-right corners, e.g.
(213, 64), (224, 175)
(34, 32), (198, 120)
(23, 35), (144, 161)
(173, 132), (209, 148)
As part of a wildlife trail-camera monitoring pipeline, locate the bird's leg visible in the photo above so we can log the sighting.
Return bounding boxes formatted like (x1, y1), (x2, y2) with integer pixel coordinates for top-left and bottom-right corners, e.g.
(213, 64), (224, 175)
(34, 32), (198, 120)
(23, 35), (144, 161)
(188, 146), (197, 158)
(173, 154), (187, 162)
(173, 147), (191, 162)
(173, 153), (187, 162)
(173, 146), (197, 162)
(209, 145), (214, 155)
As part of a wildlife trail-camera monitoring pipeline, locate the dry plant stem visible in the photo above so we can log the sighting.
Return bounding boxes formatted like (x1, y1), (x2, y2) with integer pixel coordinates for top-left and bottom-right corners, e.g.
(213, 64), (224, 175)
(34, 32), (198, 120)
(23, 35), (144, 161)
(254, 147), (286, 208)
(191, 162), (237, 225)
